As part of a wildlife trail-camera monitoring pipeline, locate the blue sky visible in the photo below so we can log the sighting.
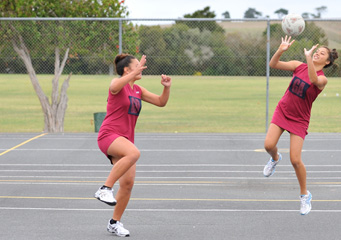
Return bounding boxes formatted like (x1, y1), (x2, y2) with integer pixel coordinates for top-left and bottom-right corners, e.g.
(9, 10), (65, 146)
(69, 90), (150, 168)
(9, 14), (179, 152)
(125, 0), (340, 19)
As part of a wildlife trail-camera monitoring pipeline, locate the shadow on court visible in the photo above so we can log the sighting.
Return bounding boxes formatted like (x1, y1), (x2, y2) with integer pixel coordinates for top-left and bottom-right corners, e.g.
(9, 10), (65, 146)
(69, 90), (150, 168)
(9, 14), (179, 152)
(0, 133), (340, 240)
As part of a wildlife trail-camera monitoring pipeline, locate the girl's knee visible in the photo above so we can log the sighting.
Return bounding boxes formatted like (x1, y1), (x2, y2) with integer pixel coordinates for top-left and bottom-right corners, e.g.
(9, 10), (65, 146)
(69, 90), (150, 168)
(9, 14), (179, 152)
(264, 141), (275, 153)
(129, 148), (140, 162)
(120, 178), (135, 192)
(290, 158), (303, 169)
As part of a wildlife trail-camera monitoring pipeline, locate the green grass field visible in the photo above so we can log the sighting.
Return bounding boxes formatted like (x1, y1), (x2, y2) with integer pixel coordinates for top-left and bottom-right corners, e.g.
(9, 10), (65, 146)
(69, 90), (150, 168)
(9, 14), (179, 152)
(0, 74), (340, 133)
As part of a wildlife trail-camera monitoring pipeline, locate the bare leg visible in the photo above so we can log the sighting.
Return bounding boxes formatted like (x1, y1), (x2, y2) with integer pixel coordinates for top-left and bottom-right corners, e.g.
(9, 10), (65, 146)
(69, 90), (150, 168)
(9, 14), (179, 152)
(289, 133), (307, 195)
(104, 137), (140, 188)
(112, 164), (136, 221)
(264, 123), (284, 160)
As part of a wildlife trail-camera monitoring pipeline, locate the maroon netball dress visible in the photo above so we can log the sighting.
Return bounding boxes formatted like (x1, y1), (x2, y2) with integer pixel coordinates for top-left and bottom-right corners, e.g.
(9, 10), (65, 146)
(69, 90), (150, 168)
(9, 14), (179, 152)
(271, 63), (324, 139)
(97, 83), (142, 159)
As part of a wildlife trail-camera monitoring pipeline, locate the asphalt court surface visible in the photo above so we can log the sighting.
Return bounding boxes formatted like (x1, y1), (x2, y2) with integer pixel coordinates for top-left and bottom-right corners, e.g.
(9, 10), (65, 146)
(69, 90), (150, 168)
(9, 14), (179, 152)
(0, 132), (341, 240)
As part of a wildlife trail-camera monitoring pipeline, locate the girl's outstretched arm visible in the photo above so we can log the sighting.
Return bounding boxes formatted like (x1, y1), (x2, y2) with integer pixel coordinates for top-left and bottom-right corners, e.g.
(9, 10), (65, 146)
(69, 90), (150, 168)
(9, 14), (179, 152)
(304, 45), (328, 90)
(269, 36), (301, 71)
(141, 74), (171, 107)
(110, 55), (147, 95)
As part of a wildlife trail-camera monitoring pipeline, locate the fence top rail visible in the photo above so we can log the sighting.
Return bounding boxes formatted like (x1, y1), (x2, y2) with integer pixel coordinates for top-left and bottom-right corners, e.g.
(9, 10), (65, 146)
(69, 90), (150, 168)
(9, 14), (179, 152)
(0, 17), (340, 22)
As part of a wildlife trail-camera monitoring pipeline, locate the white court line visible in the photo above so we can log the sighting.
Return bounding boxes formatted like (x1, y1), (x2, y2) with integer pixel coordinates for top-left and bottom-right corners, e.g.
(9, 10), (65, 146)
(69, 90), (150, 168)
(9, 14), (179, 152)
(2, 135), (340, 140)
(1, 148), (341, 152)
(1, 164), (341, 167)
(0, 182), (223, 186)
(1, 169), (341, 173)
(2, 137), (266, 141)
(0, 183), (223, 186)
(2, 176), (341, 180)
(0, 207), (340, 213)
(0, 175), (337, 179)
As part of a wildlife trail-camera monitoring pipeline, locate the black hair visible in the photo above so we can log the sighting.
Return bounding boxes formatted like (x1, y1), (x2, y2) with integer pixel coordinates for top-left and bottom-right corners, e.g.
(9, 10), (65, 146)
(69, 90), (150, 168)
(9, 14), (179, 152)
(114, 54), (136, 75)
(322, 47), (339, 69)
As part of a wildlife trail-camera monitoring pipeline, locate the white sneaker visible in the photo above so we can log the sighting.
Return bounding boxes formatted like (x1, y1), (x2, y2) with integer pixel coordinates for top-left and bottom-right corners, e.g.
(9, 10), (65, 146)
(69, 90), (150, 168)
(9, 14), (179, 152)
(94, 186), (116, 206)
(263, 153), (282, 177)
(107, 220), (130, 237)
(300, 191), (312, 215)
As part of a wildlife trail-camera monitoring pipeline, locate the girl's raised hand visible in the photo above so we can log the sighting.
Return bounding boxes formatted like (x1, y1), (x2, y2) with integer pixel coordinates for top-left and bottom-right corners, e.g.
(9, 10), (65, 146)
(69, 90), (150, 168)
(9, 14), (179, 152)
(135, 55), (147, 74)
(280, 35), (295, 51)
(304, 44), (319, 58)
(161, 74), (171, 87)
(139, 55), (147, 67)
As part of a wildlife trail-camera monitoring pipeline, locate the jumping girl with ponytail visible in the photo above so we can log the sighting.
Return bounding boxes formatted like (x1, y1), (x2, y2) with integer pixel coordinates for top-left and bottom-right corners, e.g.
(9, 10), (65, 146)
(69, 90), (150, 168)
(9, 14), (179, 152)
(263, 36), (338, 215)
(95, 54), (171, 236)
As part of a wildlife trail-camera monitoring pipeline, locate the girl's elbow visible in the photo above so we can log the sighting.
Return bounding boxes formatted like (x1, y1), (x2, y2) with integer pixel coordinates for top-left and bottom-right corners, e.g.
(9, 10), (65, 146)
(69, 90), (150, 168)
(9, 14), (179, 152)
(109, 88), (118, 95)
(159, 102), (166, 107)
(159, 100), (168, 107)
(109, 85), (120, 95)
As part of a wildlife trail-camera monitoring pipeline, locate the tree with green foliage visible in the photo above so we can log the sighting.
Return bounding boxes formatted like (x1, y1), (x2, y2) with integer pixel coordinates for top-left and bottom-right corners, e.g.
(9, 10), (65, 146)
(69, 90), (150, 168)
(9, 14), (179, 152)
(302, 6), (327, 19)
(312, 6), (328, 18)
(138, 25), (170, 75)
(180, 6), (224, 33)
(161, 24), (194, 75)
(202, 30), (234, 75)
(222, 11), (231, 19)
(274, 8), (288, 19)
(0, 0), (134, 132)
(225, 32), (266, 76)
(302, 13), (311, 19)
(138, 21), (232, 76)
(244, 8), (262, 18)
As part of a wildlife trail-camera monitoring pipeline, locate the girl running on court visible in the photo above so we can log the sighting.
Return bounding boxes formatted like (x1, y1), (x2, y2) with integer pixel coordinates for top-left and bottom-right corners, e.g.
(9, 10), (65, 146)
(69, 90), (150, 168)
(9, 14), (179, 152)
(95, 54), (171, 236)
(263, 36), (338, 215)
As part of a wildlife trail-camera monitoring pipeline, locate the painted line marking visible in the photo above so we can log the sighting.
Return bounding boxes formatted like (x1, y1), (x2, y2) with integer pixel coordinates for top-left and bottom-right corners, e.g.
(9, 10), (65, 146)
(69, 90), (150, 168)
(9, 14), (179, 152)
(0, 207), (341, 213)
(2, 176), (341, 181)
(0, 180), (227, 184)
(0, 133), (47, 156)
(0, 180), (340, 185)
(1, 148), (340, 152)
(1, 170), (341, 174)
(2, 176), (341, 180)
(1, 196), (341, 202)
(1, 164), (341, 167)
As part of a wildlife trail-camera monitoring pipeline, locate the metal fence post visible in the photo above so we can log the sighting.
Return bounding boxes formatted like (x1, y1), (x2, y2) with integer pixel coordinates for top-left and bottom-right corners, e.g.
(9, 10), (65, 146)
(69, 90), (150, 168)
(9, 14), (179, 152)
(119, 19), (122, 54)
(265, 19), (270, 133)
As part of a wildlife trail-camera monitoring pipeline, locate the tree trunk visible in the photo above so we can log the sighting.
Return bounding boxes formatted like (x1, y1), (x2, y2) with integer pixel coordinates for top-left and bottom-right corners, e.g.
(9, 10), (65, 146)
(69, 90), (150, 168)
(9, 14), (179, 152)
(10, 25), (71, 133)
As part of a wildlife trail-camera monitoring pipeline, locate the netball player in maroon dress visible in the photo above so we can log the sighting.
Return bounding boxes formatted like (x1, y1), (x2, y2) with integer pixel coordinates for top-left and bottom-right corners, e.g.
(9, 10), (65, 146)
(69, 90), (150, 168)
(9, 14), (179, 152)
(95, 54), (171, 236)
(263, 36), (338, 215)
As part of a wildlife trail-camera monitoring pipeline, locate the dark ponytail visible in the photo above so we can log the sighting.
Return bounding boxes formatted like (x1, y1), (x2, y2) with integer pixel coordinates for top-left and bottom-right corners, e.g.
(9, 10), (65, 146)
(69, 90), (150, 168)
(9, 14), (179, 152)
(323, 47), (339, 69)
(114, 54), (136, 75)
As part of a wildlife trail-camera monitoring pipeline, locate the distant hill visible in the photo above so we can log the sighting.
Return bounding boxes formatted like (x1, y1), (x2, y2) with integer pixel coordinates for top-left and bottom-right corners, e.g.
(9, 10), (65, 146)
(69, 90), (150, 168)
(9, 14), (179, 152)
(218, 20), (341, 49)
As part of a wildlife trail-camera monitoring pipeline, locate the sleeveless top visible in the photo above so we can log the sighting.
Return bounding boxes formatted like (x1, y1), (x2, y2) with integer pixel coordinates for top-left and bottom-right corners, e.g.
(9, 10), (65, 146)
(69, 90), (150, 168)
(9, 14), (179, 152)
(277, 63), (324, 126)
(98, 83), (142, 143)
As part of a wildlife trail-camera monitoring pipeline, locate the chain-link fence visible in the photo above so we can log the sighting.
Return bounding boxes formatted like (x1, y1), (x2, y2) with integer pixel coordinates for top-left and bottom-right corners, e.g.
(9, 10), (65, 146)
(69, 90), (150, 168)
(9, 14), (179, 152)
(2, 18), (340, 132)
(1, 18), (340, 77)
